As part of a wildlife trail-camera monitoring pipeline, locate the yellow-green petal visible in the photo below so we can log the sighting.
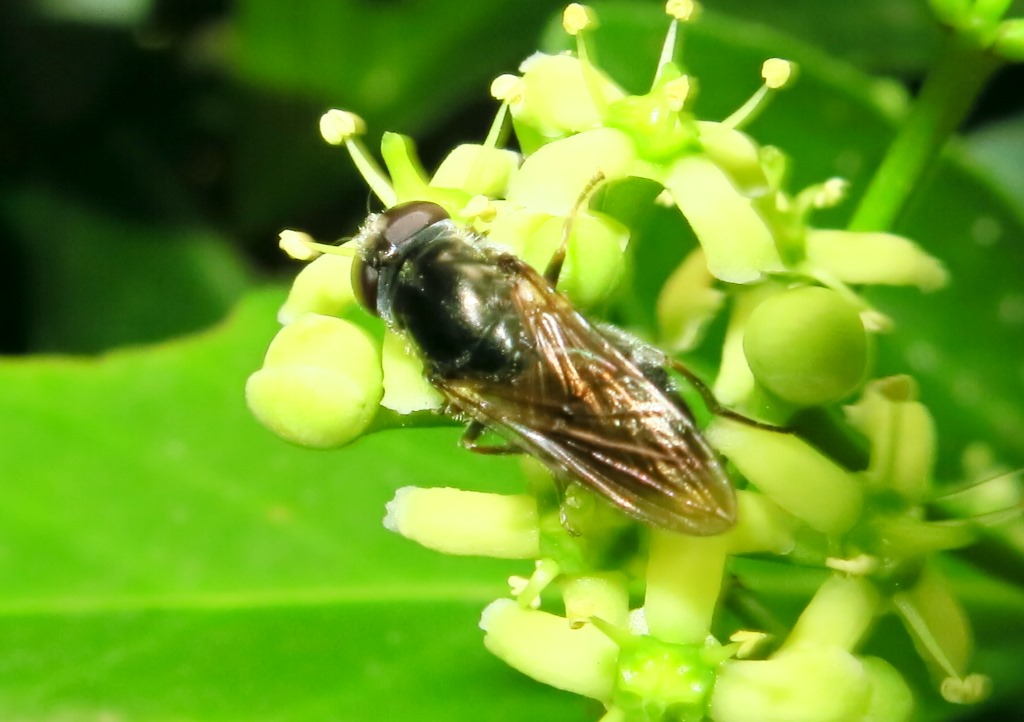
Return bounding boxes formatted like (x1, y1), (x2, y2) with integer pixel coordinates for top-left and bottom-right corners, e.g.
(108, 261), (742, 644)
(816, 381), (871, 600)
(662, 155), (782, 283)
(845, 376), (936, 502)
(380, 331), (443, 413)
(656, 247), (725, 352)
(713, 647), (871, 722)
(430, 143), (521, 197)
(644, 529), (730, 644)
(706, 418), (863, 535)
(480, 599), (618, 701)
(804, 229), (949, 291)
(384, 487), (539, 559)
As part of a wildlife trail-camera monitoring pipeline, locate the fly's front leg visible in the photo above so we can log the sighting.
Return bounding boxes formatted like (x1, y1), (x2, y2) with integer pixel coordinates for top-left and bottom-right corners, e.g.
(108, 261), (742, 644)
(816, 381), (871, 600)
(460, 420), (522, 455)
(544, 172), (606, 285)
(668, 359), (788, 432)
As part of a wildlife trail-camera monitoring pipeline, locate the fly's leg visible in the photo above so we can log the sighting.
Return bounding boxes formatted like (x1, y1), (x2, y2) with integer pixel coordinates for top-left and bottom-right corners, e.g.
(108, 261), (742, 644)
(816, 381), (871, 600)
(668, 359), (788, 432)
(554, 479), (583, 537)
(460, 420), (522, 455)
(543, 172), (606, 285)
(461, 422), (581, 534)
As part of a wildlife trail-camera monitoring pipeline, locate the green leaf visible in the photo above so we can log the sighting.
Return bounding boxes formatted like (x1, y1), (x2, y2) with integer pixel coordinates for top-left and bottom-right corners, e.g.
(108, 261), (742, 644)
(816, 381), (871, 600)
(229, 0), (568, 235)
(0, 289), (591, 720)
(2, 189), (250, 353)
(966, 113), (1024, 209)
(695, 0), (942, 74)
(232, 0), (569, 129)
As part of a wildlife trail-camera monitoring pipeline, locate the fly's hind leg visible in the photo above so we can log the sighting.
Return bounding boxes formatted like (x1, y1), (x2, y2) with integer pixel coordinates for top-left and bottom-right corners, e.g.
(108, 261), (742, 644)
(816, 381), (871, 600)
(543, 172), (607, 286)
(460, 420), (522, 455)
(553, 478), (583, 537)
(668, 359), (788, 432)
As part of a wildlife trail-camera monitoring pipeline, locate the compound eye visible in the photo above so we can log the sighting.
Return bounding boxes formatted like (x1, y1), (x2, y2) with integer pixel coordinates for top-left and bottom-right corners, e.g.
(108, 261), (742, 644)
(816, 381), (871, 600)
(351, 256), (379, 315)
(381, 201), (450, 249)
(351, 201), (449, 316)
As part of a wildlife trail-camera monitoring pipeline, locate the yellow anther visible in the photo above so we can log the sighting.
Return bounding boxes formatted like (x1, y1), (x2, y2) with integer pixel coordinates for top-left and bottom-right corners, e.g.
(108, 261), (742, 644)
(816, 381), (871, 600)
(761, 58), (796, 90)
(318, 109), (365, 146)
(665, 0), (700, 22)
(941, 674), (991, 704)
(462, 194), (498, 222)
(278, 230), (320, 261)
(825, 554), (879, 575)
(490, 74), (525, 104)
(663, 75), (692, 111)
(729, 629), (770, 658)
(507, 575), (530, 596)
(562, 3), (598, 35)
(815, 177), (850, 208)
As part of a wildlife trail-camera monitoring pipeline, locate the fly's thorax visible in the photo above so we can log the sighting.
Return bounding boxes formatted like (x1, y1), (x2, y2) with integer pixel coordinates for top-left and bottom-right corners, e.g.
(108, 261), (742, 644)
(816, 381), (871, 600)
(349, 201), (537, 380)
(390, 237), (529, 380)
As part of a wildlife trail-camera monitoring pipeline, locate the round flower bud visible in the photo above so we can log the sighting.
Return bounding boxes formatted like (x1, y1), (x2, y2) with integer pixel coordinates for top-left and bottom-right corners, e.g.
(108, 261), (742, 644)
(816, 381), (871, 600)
(277, 253), (357, 325)
(246, 314), (383, 448)
(743, 286), (868, 406)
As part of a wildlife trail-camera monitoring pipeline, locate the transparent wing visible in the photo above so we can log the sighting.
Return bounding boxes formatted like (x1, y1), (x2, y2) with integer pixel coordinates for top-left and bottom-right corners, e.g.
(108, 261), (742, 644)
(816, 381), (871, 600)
(432, 257), (736, 535)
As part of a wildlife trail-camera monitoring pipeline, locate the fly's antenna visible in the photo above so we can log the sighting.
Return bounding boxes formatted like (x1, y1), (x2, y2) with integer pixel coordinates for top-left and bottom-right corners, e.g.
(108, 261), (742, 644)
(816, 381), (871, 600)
(278, 229), (358, 261)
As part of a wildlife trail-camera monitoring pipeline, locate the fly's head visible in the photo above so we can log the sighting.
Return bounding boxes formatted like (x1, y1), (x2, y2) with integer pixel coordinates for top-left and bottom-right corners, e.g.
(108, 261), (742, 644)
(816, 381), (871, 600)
(351, 200), (451, 322)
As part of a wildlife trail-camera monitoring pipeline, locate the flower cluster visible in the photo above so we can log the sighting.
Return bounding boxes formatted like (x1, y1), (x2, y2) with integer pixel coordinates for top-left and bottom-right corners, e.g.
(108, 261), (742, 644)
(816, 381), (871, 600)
(245, 2), (1016, 720)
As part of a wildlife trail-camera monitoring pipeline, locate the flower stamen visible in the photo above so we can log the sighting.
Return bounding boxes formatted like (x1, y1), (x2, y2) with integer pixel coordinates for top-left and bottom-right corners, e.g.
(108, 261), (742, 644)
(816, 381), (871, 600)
(562, 4), (610, 118)
(278, 229), (357, 260)
(722, 59), (797, 130)
(318, 109), (397, 207)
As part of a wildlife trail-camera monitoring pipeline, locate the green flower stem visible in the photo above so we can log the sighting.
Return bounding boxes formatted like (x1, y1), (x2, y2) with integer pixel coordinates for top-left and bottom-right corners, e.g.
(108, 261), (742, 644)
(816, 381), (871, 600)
(845, 376), (937, 502)
(891, 562), (972, 681)
(562, 573), (630, 628)
(779, 574), (880, 653)
(872, 515), (977, 559)
(726, 490), (797, 555)
(644, 529), (730, 644)
(516, 558), (562, 608)
(848, 31), (1003, 232)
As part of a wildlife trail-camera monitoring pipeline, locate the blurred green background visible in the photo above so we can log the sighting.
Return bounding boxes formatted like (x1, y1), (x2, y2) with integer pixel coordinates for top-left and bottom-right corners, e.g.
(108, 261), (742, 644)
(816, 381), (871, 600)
(1, 1), (1023, 720)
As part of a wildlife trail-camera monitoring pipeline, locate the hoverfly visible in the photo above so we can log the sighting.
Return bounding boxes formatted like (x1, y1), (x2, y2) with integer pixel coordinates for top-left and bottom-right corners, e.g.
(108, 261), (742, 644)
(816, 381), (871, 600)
(350, 199), (738, 535)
